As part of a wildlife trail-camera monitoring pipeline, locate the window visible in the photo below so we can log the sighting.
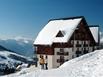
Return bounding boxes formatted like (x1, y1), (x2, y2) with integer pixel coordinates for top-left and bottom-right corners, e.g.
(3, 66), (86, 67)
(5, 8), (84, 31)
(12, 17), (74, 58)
(60, 55), (64, 60)
(82, 48), (84, 51)
(57, 48), (69, 55)
(83, 50), (88, 54)
(56, 30), (65, 37)
(76, 41), (81, 47)
(60, 48), (64, 52)
(76, 50), (81, 57)
(57, 55), (65, 65)
(83, 48), (88, 54)
(77, 40), (79, 44)
(72, 55), (75, 58)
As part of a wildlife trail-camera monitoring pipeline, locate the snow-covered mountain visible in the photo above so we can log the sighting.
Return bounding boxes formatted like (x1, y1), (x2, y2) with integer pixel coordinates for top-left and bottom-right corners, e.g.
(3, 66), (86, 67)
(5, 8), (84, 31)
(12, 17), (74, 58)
(0, 37), (34, 57)
(0, 44), (36, 75)
(0, 51), (35, 65)
(2, 49), (103, 77)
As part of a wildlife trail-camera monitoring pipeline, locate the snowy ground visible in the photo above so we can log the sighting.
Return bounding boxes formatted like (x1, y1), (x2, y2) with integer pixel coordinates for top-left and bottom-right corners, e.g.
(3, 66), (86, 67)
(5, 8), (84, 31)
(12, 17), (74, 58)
(2, 49), (103, 77)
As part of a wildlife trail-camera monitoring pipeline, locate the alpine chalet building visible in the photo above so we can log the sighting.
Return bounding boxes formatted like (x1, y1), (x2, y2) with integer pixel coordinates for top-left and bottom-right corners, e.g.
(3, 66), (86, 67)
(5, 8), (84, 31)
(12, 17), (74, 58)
(34, 16), (100, 69)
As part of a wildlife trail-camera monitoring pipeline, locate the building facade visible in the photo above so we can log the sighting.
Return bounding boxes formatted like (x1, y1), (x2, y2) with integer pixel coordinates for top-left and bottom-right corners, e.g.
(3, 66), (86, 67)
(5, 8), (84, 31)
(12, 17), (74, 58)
(34, 16), (100, 69)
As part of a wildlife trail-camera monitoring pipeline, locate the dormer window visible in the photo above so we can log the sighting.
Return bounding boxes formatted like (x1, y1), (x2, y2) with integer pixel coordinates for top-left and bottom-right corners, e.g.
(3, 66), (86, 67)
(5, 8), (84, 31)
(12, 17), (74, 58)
(56, 30), (65, 37)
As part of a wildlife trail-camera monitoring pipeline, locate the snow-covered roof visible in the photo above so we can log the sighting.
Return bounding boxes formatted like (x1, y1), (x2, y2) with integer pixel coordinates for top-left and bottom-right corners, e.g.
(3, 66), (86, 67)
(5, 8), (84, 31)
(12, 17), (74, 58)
(89, 26), (99, 43)
(34, 18), (82, 45)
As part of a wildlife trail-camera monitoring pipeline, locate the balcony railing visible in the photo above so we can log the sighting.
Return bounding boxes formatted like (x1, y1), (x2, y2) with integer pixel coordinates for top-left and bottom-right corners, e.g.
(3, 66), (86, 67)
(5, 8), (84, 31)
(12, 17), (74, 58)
(57, 52), (69, 55)
(76, 44), (81, 47)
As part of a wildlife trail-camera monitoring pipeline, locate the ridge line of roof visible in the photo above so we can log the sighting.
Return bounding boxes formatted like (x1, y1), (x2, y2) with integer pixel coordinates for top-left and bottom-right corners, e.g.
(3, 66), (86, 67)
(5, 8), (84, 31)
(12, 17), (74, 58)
(49, 16), (84, 21)
(89, 25), (99, 27)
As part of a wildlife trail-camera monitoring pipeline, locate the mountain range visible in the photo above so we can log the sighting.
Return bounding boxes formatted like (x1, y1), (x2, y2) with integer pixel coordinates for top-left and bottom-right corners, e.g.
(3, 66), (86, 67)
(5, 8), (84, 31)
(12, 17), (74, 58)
(0, 37), (34, 57)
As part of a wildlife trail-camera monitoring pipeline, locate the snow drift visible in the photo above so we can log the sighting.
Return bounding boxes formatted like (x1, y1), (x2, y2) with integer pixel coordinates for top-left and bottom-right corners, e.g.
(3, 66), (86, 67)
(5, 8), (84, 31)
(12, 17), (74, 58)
(2, 49), (103, 77)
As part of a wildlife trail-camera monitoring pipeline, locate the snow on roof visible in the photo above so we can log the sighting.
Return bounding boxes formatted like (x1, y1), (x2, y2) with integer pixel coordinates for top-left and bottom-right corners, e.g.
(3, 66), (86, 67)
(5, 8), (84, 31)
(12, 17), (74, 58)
(89, 26), (99, 43)
(34, 18), (82, 45)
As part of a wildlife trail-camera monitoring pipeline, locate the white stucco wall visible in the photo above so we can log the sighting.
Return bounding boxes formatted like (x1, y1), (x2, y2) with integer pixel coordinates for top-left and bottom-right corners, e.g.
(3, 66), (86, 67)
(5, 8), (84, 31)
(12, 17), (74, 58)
(48, 55), (53, 69)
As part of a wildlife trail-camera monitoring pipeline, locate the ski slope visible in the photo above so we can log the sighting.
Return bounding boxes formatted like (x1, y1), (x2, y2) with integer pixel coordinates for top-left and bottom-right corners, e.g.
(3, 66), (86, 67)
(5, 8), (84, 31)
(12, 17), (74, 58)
(2, 49), (103, 77)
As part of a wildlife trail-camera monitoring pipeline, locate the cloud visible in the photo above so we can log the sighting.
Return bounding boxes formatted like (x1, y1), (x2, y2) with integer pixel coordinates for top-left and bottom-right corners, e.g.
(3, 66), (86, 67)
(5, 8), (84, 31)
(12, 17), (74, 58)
(14, 36), (33, 41)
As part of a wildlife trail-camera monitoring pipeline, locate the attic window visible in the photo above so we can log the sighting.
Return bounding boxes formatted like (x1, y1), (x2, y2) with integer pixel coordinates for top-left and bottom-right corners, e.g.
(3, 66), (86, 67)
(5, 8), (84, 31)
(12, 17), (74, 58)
(56, 30), (65, 37)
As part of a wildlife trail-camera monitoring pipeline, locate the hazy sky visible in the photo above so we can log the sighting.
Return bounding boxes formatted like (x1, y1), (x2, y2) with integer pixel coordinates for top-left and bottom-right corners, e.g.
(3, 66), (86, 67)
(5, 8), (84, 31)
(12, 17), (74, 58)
(0, 0), (103, 39)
